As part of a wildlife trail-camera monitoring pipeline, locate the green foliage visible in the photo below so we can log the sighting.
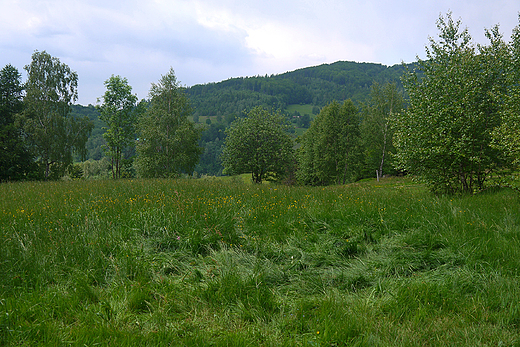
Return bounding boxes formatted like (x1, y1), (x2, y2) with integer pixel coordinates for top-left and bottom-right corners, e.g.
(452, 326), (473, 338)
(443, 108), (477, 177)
(67, 61), (413, 178)
(0, 64), (24, 126)
(98, 75), (140, 179)
(194, 123), (227, 176)
(360, 82), (404, 179)
(221, 106), (294, 183)
(70, 104), (105, 160)
(186, 61), (408, 120)
(394, 13), (510, 194)
(20, 51), (93, 180)
(135, 68), (202, 178)
(0, 64), (39, 181)
(297, 100), (362, 185)
(492, 16), (520, 166)
(79, 158), (111, 179)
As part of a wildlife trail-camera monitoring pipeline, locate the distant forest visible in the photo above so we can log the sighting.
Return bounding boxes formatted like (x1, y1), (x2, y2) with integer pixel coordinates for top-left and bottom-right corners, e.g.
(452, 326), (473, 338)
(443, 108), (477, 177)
(187, 61), (409, 118)
(75, 60), (412, 176)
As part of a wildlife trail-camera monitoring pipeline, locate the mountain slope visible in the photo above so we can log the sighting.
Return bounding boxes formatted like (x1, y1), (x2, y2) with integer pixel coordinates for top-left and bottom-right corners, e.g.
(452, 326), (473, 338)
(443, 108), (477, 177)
(186, 61), (409, 118)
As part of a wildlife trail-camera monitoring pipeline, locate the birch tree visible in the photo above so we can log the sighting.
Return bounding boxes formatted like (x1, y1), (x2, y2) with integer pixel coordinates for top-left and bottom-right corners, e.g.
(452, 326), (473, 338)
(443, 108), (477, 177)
(361, 82), (404, 180)
(22, 51), (92, 179)
(98, 75), (138, 179)
(135, 68), (202, 178)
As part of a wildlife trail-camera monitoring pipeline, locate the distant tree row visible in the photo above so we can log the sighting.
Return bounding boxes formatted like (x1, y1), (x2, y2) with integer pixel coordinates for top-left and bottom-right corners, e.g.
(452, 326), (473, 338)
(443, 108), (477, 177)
(220, 82), (404, 185)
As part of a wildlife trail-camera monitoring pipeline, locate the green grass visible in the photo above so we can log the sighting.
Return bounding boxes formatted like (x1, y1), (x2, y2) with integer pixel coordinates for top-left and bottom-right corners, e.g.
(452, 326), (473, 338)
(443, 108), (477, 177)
(286, 104), (316, 116)
(286, 104), (316, 136)
(1, 177), (520, 346)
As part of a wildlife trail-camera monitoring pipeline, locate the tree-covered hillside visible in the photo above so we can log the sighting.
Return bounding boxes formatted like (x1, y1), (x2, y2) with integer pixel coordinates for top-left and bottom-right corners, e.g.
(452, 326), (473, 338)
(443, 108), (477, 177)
(186, 61), (409, 119)
(70, 104), (105, 160)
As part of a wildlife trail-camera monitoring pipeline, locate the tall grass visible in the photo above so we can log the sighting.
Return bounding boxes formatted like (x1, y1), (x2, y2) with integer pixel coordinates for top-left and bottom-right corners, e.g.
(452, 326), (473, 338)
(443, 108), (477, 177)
(1, 177), (520, 346)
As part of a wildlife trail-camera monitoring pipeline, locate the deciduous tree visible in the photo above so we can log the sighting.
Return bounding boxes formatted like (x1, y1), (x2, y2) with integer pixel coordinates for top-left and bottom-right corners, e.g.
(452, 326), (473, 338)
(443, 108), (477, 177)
(221, 106), (294, 183)
(21, 51), (93, 179)
(492, 16), (520, 167)
(297, 100), (361, 185)
(135, 68), (202, 178)
(360, 82), (404, 180)
(98, 75), (139, 179)
(393, 13), (509, 194)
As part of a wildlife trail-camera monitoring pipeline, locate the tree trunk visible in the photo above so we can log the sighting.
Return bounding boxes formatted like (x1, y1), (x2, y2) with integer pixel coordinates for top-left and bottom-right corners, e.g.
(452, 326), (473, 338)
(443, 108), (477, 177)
(378, 115), (389, 180)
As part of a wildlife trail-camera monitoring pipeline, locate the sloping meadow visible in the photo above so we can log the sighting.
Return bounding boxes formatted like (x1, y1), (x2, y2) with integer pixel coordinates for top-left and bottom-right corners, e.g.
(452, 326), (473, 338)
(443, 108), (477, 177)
(1, 178), (520, 346)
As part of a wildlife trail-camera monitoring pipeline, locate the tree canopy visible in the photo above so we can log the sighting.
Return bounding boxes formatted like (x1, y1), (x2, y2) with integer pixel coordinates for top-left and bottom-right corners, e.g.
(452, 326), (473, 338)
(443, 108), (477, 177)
(0, 64), (39, 181)
(135, 68), (202, 178)
(97, 75), (140, 179)
(297, 100), (361, 185)
(491, 15), (520, 167)
(221, 106), (294, 183)
(393, 13), (514, 194)
(361, 82), (404, 179)
(20, 51), (93, 179)
(186, 61), (408, 120)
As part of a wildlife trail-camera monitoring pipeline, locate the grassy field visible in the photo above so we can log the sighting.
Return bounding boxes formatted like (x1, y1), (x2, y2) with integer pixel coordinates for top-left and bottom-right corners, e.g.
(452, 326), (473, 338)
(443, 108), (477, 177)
(1, 177), (520, 346)
(286, 104), (316, 116)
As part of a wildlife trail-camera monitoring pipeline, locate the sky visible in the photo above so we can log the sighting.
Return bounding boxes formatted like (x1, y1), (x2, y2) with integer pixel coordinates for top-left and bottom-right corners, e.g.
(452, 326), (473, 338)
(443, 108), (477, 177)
(1, 0), (519, 105)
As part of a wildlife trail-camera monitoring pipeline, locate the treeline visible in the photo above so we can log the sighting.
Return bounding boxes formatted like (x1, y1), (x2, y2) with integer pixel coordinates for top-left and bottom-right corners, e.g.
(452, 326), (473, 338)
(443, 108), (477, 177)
(220, 82), (405, 185)
(0, 52), (203, 181)
(0, 56), (422, 181)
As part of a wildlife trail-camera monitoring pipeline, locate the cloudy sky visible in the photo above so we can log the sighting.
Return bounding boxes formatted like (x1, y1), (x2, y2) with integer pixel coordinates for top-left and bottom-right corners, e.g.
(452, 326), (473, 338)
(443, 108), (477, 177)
(1, 0), (518, 105)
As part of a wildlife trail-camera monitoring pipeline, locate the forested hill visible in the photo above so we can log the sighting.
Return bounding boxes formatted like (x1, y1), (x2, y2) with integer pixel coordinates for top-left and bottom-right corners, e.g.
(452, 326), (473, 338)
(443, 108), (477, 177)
(186, 61), (409, 118)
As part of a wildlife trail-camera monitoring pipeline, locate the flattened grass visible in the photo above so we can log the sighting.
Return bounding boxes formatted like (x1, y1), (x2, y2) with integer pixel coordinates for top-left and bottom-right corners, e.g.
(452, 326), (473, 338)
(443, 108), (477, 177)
(1, 177), (520, 346)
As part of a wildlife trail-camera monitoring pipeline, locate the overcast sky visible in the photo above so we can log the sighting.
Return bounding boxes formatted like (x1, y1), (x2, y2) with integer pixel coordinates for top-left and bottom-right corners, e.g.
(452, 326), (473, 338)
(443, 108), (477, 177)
(1, 0), (518, 105)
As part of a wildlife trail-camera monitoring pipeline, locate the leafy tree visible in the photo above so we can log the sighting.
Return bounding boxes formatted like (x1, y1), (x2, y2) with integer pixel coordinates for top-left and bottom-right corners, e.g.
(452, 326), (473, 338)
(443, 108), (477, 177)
(393, 13), (509, 194)
(0, 64), (39, 181)
(360, 82), (404, 179)
(0, 64), (24, 125)
(296, 114), (311, 128)
(492, 17), (520, 166)
(98, 75), (139, 179)
(297, 100), (362, 185)
(221, 106), (294, 183)
(21, 51), (93, 179)
(135, 68), (202, 178)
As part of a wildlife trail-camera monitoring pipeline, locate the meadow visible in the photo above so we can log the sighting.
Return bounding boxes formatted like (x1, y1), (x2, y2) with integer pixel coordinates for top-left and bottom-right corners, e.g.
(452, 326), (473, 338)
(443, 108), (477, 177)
(1, 177), (520, 346)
